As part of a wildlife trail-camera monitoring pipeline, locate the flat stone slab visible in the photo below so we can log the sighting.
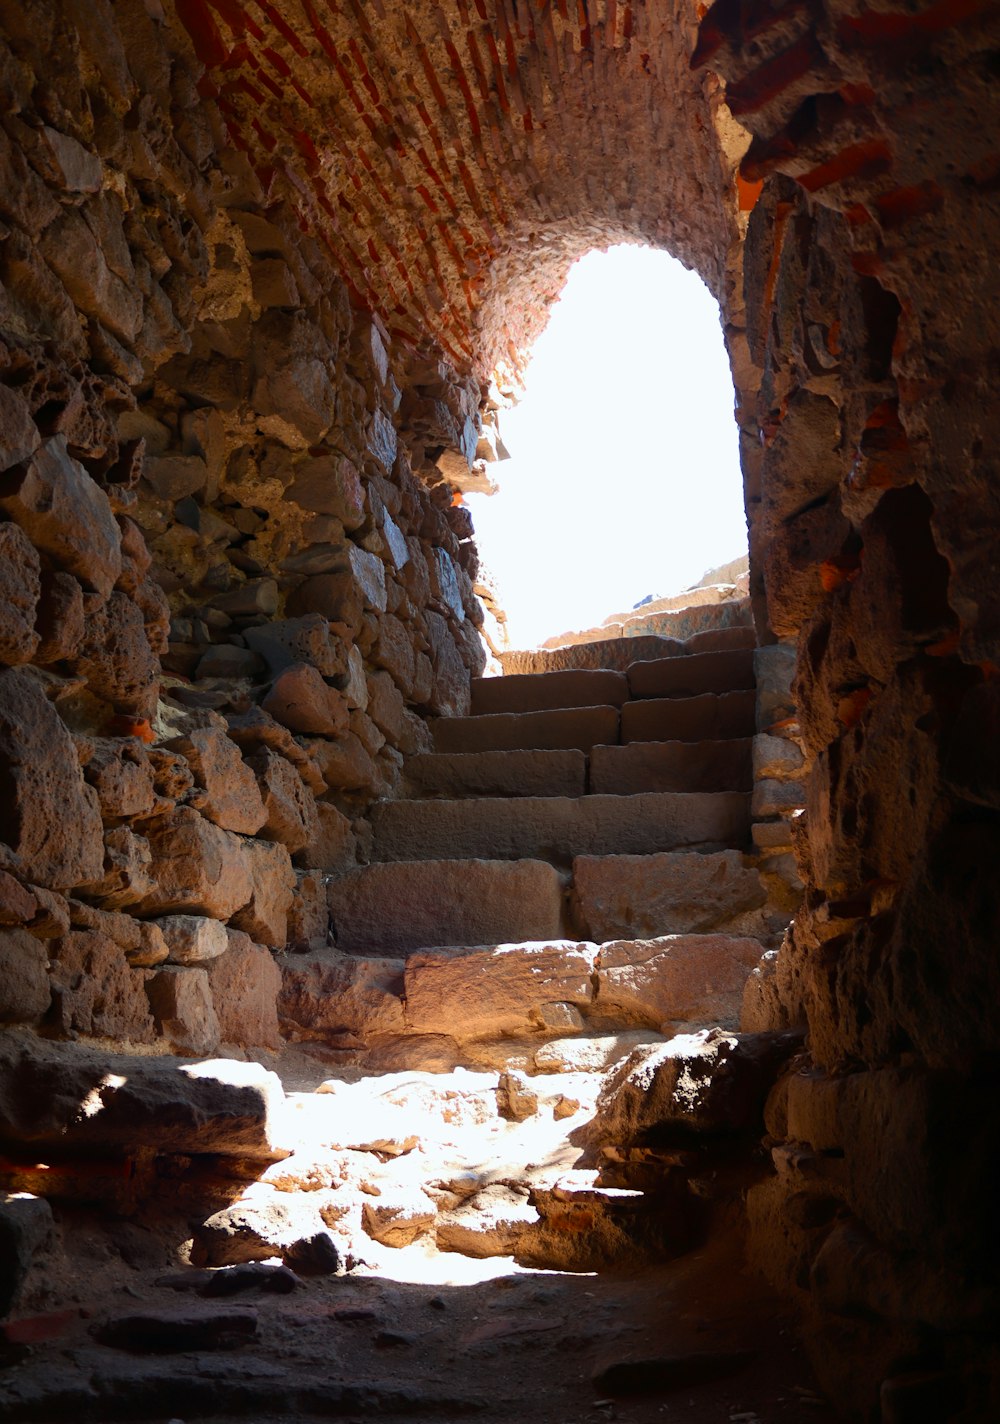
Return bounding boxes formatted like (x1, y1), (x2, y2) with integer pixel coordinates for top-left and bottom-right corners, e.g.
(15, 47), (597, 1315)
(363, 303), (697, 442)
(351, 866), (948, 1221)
(573, 850), (767, 942)
(0, 1032), (286, 1159)
(590, 739), (752, 795)
(499, 635), (682, 676)
(621, 690), (756, 744)
(593, 935), (763, 1032)
(471, 669), (628, 715)
(369, 792), (750, 864)
(405, 749), (587, 799)
(432, 704), (619, 753)
(326, 859), (566, 952)
(404, 939), (598, 1039)
(627, 648), (755, 699)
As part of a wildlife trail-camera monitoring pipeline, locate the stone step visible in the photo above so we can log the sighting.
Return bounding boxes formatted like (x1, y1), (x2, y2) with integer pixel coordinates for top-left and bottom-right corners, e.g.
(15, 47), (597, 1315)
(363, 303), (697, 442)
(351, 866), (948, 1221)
(470, 668), (628, 715)
(369, 791), (750, 864)
(326, 858), (567, 953)
(590, 738), (752, 794)
(621, 689), (756, 744)
(571, 850), (767, 943)
(499, 625), (755, 677)
(627, 647), (755, 699)
(432, 704), (619, 753)
(404, 748), (587, 799)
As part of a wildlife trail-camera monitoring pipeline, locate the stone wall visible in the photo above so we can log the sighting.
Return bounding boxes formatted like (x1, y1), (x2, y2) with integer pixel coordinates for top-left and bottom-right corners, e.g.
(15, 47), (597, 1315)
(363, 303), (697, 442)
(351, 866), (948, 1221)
(0, 0), (487, 1057)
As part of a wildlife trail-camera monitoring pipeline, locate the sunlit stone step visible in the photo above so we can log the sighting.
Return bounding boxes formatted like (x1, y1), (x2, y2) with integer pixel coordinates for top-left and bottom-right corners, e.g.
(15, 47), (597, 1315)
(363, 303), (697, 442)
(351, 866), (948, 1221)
(404, 748), (587, 799)
(571, 849), (766, 942)
(470, 668), (628, 715)
(432, 704), (619, 753)
(589, 738), (752, 794)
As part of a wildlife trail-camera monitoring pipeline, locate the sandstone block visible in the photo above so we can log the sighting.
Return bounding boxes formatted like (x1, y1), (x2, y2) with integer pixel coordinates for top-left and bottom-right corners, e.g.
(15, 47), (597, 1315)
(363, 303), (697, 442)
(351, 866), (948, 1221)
(0, 927), (50, 1023)
(206, 930), (282, 1050)
(752, 733), (805, 780)
(286, 452), (365, 530)
(298, 801), (356, 873)
(262, 663), (350, 737)
(156, 914), (230, 965)
(435, 1184), (537, 1258)
(403, 940), (597, 1040)
(73, 590), (160, 717)
(34, 570), (85, 664)
(0, 1035), (286, 1158)
(0, 668), (105, 890)
(574, 851), (766, 942)
(305, 732), (379, 795)
(685, 627), (757, 656)
(287, 570), (364, 636)
(754, 644), (796, 727)
(370, 792), (750, 864)
(134, 807), (253, 920)
(170, 725), (266, 835)
(471, 669), (628, 715)
(48, 930), (155, 1042)
(405, 749), (587, 799)
(425, 609), (471, 717)
(595, 934), (765, 1031)
(0, 523), (40, 665)
(627, 648), (755, 700)
(751, 778), (806, 817)
(327, 858), (565, 953)
(278, 952), (406, 1041)
(245, 614), (345, 678)
(143, 453), (208, 500)
(286, 870), (331, 953)
(432, 705), (620, 754)
(621, 690), (756, 744)
(0, 436), (122, 600)
(590, 739), (752, 795)
(83, 826), (156, 910)
(146, 966), (221, 1055)
(251, 746), (318, 853)
(66, 900), (168, 967)
(82, 739), (160, 821)
(229, 838), (294, 947)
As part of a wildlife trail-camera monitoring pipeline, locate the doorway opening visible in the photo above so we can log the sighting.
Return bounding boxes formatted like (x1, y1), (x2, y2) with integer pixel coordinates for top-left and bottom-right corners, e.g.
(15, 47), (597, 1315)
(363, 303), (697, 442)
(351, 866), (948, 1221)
(467, 246), (748, 651)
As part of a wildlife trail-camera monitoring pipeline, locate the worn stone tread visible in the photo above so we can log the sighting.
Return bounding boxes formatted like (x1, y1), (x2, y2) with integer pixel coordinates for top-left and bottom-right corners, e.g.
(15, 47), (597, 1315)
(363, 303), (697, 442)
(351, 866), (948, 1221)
(621, 690), (756, 744)
(470, 668), (629, 715)
(627, 647), (755, 699)
(432, 704), (619, 753)
(573, 850), (766, 942)
(589, 738), (752, 794)
(404, 748), (587, 799)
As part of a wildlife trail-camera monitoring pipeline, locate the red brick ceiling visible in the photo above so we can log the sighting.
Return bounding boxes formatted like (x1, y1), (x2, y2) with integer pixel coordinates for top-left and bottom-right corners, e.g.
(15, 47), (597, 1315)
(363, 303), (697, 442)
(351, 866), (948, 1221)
(169, 0), (741, 378)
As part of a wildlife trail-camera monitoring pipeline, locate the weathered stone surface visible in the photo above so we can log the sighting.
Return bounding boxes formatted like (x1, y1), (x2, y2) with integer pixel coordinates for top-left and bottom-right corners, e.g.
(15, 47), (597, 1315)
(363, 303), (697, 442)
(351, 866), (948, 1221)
(594, 934), (765, 1031)
(370, 792), (750, 864)
(261, 663), (350, 737)
(435, 1184), (536, 1258)
(496, 1070), (538, 1122)
(73, 590), (160, 717)
(471, 669), (629, 715)
(250, 747), (317, 853)
(82, 739), (159, 821)
(404, 940), (597, 1040)
(366, 669), (422, 752)
(574, 851), (766, 942)
(405, 749), (587, 799)
(192, 1198), (338, 1272)
(297, 801), (356, 874)
(432, 705), (619, 754)
(244, 614), (345, 679)
(146, 966), (221, 1056)
(754, 645), (796, 728)
(134, 808), (253, 920)
(363, 1190), (436, 1248)
(327, 858), (565, 953)
(286, 871), (331, 953)
(0, 669), (105, 890)
(34, 570), (85, 665)
(156, 914), (230, 966)
(170, 725), (266, 835)
(143, 453), (208, 500)
(590, 739), (753, 795)
(752, 734), (805, 780)
(0, 927), (50, 1023)
(305, 733), (379, 795)
(621, 691), (756, 744)
(0, 383), (40, 471)
(83, 826), (156, 910)
(279, 952), (405, 1041)
(751, 778), (807, 818)
(0, 436), (122, 599)
(627, 649), (755, 699)
(0, 522), (40, 666)
(48, 930), (156, 1042)
(0, 1034), (286, 1157)
(286, 452), (365, 529)
(229, 838), (294, 947)
(206, 930), (282, 1050)
(0, 1191), (53, 1319)
(67, 899), (168, 967)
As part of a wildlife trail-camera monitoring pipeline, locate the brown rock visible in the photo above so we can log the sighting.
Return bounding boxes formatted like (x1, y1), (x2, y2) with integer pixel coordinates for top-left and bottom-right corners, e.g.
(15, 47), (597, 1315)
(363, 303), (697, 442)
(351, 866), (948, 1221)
(595, 934), (765, 1031)
(48, 929), (155, 1042)
(0, 523), (40, 665)
(621, 690), (756, 744)
(262, 663), (350, 737)
(0, 668), (105, 890)
(66, 899), (168, 967)
(244, 614), (346, 678)
(146, 966), (221, 1055)
(432, 704), (619, 754)
(39, 208), (141, 344)
(496, 1070), (538, 1122)
(143, 453), (208, 500)
(224, 706), (325, 795)
(371, 613), (417, 698)
(229, 838), (294, 947)
(298, 801), (356, 873)
(286, 570), (364, 636)
(574, 851), (766, 941)
(251, 747), (318, 853)
(0, 383), (40, 471)
(34, 571), (86, 664)
(0, 927), (50, 1023)
(286, 452), (365, 530)
(82, 826), (156, 909)
(0, 436), (122, 600)
(403, 940), (597, 1041)
(134, 807), (253, 920)
(192, 1198), (337, 1271)
(278, 952), (405, 1041)
(156, 914), (230, 965)
(627, 648), (755, 699)
(170, 725), (266, 835)
(0, 871), (38, 926)
(206, 930), (282, 1050)
(286, 871), (330, 952)
(471, 669), (628, 715)
(425, 609), (471, 717)
(404, 749), (587, 799)
(73, 590), (160, 717)
(82, 738), (160, 821)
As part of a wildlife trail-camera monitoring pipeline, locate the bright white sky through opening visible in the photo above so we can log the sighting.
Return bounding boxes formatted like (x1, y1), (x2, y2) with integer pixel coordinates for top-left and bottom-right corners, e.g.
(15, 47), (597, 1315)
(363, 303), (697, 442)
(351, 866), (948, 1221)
(466, 245), (748, 650)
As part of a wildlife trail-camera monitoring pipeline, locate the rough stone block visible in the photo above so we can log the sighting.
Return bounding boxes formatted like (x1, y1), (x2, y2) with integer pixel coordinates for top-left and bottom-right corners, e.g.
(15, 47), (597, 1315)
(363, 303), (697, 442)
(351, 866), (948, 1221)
(621, 690), (756, 744)
(590, 739), (752, 795)
(156, 914), (230, 965)
(471, 669), (628, 715)
(370, 792), (750, 864)
(0, 523), (40, 666)
(135, 807), (254, 921)
(206, 930), (282, 1050)
(250, 746), (317, 853)
(432, 705), (620, 754)
(403, 940), (597, 1040)
(405, 749), (587, 799)
(286, 452), (365, 530)
(594, 934), (765, 1031)
(0, 927), (50, 1023)
(169, 725), (266, 835)
(73, 589), (161, 718)
(147, 966), (221, 1056)
(574, 851), (766, 942)
(327, 858), (565, 953)
(278, 952), (406, 1040)
(48, 930), (155, 1042)
(754, 644), (797, 727)
(261, 663), (350, 737)
(752, 733), (805, 780)
(229, 839), (294, 947)
(245, 614), (345, 678)
(751, 778), (807, 817)
(0, 1191), (54, 1318)
(627, 648), (755, 699)
(298, 802), (356, 874)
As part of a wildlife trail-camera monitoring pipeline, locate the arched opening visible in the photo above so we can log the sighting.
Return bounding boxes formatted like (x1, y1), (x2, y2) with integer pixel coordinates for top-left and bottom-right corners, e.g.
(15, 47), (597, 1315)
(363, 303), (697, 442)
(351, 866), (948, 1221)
(467, 245), (748, 650)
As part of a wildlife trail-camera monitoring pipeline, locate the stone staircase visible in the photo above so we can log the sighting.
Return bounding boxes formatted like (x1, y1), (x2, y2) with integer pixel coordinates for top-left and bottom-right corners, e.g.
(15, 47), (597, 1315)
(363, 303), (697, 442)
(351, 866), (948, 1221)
(266, 624), (799, 1274)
